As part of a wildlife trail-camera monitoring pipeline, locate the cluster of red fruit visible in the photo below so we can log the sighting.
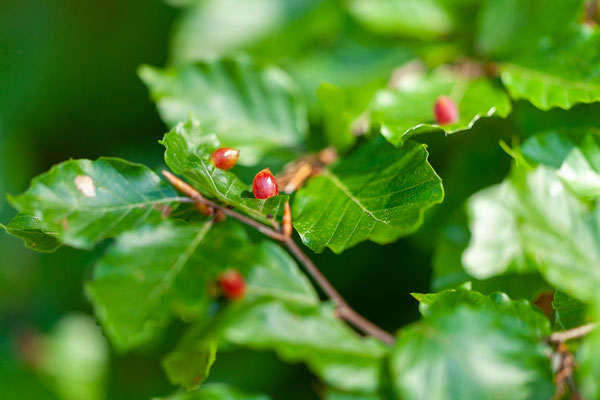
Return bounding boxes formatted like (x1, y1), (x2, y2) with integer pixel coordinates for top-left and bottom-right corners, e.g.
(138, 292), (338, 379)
(209, 147), (279, 199)
(208, 147), (277, 301)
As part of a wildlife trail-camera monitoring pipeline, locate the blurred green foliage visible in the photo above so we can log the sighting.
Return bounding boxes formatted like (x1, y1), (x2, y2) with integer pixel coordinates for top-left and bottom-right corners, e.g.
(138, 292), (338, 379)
(3, 0), (600, 399)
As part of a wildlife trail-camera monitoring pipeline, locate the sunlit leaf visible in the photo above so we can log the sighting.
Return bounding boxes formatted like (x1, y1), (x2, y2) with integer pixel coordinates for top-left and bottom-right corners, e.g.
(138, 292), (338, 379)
(370, 69), (511, 146)
(293, 136), (444, 253)
(7, 158), (179, 250)
(161, 118), (289, 224)
(346, 0), (454, 40)
(140, 56), (308, 165)
(522, 130), (600, 198)
(391, 306), (554, 400)
(462, 182), (536, 279)
(88, 220), (317, 351)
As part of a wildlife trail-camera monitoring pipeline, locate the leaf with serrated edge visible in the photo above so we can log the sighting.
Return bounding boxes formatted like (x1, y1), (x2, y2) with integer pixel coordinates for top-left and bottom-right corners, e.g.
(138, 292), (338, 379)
(7, 157), (179, 250)
(88, 220), (317, 351)
(413, 288), (550, 336)
(293, 136), (443, 253)
(167, 300), (388, 393)
(501, 29), (600, 110)
(1, 214), (61, 253)
(391, 306), (554, 400)
(370, 69), (511, 146)
(139, 56), (307, 165)
(161, 118), (288, 224)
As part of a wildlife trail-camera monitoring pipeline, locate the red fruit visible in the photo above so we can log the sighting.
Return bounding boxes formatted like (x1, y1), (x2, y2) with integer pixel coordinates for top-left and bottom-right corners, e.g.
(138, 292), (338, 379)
(210, 147), (240, 170)
(218, 269), (246, 300)
(434, 95), (459, 125)
(252, 168), (279, 199)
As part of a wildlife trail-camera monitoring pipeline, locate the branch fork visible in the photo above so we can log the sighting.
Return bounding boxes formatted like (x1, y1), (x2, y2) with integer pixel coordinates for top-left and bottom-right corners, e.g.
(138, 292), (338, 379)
(162, 170), (396, 346)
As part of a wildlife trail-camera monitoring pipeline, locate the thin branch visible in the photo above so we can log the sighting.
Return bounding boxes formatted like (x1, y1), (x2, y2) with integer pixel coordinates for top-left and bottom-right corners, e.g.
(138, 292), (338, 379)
(549, 323), (598, 343)
(162, 170), (396, 346)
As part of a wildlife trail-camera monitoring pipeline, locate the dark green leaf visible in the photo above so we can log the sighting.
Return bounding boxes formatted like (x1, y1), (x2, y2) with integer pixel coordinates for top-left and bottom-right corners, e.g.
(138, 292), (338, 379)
(162, 341), (217, 391)
(293, 136), (444, 253)
(139, 56), (307, 165)
(167, 300), (388, 393)
(501, 29), (600, 110)
(391, 306), (554, 400)
(413, 288), (550, 336)
(370, 70), (511, 146)
(553, 290), (589, 330)
(7, 158), (178, 250)
(1, 214), (61, 253)
(154, 383), (271, 400)
(161, 118), (289, 224)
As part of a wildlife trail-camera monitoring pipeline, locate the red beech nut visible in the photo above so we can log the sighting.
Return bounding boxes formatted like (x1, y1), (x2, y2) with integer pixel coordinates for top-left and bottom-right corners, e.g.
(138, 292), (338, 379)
(252, 168), (279, 199)
(210, 147), (240, 170)
(218, 269), (246, 300)
(434, 95), (459, 125)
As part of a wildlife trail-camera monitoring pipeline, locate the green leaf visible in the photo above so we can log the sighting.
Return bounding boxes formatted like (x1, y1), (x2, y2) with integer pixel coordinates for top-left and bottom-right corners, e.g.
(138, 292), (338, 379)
(501, 29), (600, 110)
(391, 306), (554, 400)
(553, 290), (589, 330)
(317, 82), (357, 153)
(162, 341), (217, 391)
(346, 0), (454, 40)
(462, 182), (536, 279)
(578, 313), (600, 400)
(370, 70), (511, 146)
(293, 136), (444, 253)
(87, 220), (317, 350)
(476, 0), (584, 58)
(173, 300), (388, 392)
(510, 167), (600, 303)
(522, 130), (600, 198)
(169, 0), (327, 64)
(413, 288), (550, 336)
(161, 118), (289, 224)
(1, 214), (61, 253)
(7, 158), (178, 250)
(139, 56), (308, 165)
(325, 393), (381, 400)
(154, 383), (271, 400)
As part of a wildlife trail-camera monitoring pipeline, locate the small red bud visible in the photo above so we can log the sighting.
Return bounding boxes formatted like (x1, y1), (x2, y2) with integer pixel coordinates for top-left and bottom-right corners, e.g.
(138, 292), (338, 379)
(252, 169), (279, 199)
(210, 147), (240, 170)
(434, 95), (459, 125)
(218, 269), (246, 300)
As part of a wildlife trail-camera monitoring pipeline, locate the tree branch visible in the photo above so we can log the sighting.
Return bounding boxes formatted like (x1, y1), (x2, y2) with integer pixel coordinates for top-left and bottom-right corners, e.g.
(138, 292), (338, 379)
(549, 323), (598, 343)
(162, 170), (396, 346)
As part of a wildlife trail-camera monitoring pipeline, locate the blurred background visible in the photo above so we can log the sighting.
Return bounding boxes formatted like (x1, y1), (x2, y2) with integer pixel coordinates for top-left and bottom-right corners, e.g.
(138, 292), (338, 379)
(2, 1), (593, 399)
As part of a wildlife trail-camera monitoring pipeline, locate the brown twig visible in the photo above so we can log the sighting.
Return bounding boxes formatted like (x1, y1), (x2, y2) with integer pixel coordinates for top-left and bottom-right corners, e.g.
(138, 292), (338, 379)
(162, 170), (396, 346)
(549, 323), (598, 343)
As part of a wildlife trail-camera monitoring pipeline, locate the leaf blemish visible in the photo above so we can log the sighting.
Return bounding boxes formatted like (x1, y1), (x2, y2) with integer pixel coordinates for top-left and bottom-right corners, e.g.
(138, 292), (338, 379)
(74, 175), (96, 197)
